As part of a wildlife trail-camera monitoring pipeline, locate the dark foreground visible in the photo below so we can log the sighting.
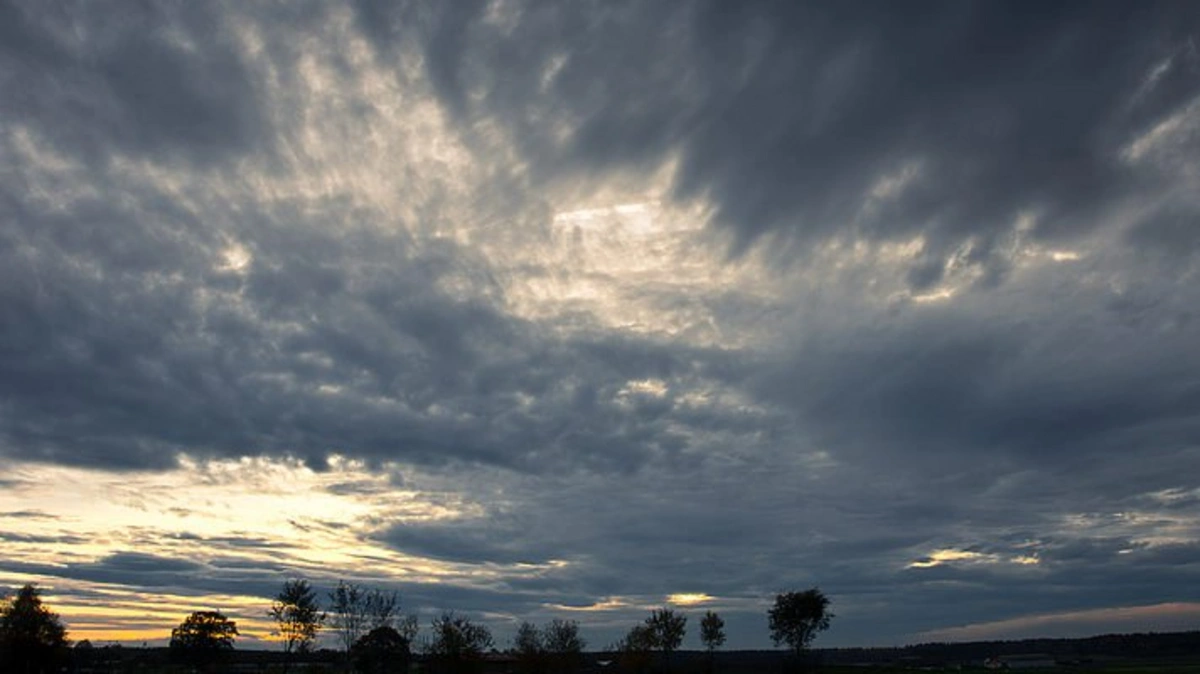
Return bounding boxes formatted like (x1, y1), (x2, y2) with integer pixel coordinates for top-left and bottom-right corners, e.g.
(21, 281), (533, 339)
(61, 630), (1200, 674)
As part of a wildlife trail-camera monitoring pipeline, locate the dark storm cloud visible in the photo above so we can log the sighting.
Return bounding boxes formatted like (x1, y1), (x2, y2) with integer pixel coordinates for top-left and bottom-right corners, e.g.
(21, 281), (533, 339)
(396, 582), (548, 618)
(379, 518), (555, 565)
(1, 552), (206, 589)
(0, 161), (736, 471)
(0, 551), (290, 601)
(0, 0), (268, 166)
(364, 0), (1200, 274)
(750, 267), (1200, 476)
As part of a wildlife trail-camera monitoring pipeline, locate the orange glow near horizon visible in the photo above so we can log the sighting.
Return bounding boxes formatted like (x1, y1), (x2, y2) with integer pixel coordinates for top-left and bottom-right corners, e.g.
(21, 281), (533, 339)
(0, 455), (506, 644)
(18, 583), (282, 645)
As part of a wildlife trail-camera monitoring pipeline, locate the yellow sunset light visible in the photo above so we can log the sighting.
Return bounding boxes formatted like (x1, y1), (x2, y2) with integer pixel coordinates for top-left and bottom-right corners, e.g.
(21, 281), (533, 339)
(668, 593), (713, 606)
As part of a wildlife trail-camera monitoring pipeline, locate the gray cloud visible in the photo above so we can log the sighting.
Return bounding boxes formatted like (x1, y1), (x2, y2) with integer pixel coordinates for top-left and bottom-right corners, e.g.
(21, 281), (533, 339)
(378, 518), (554, 565)
(0, 510), (57, 519)
(364, 1), (1200, 275)
(3, 552), (207, 590)
(0, 1), (269, 166)
(0, 530), (85, 545)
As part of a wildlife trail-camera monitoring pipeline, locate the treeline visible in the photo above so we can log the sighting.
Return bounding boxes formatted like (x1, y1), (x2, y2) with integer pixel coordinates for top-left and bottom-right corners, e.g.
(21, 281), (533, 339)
(1, 581), (834, 674)
(822, 630), (1200, 665)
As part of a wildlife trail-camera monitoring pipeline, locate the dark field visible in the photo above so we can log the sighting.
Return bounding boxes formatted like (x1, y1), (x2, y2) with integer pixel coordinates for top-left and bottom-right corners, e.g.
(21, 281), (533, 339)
(63, 636), (1200, 674)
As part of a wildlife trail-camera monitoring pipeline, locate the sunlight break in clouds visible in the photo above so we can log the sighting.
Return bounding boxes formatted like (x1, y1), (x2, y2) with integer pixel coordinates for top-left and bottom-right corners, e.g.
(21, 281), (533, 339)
(0, 456), (559, 643)
(667, 593), (714, 606)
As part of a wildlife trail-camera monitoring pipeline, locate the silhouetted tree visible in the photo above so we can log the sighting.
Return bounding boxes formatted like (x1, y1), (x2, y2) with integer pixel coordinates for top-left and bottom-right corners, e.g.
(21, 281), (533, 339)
(768, 589), (832, 665)
(330, 580), (368, 656)
(543, 618), (585, 673)
(700, 610), (725, 671)
(366, 588), (402, 631)
(513, 618), (584, 674)
(613, 624), (655, 674)
(330, 581), (405, 662)
(644, 608), (686, 671)
(269, 579), (326, 673)
(427, 612), (493, 674)
(352, 624), (412, 674)
(514, 621), (545, 674)
(170, 610), (238, 669)
(700, 611), (725, 652)
(396, 612), (420, 646)
(0, 583), (69, 674)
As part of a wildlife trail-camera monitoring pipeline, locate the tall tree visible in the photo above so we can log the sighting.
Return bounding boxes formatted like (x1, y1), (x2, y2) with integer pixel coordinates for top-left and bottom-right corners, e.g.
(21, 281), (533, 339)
(329, 581), (367, 657)
(513, 619), (585, 674)
(513, 621), (544, 674)
(767, 589), (832, 661)
(543, 619), (585, 674)
(169, 610), (238, 669)
(0, 584), (69, 674)
(366, 588), (402, 631)
(329, 581), (404, 655)
(700, 611), (725, 652)
(644, 608), (686, 671)
(427, 612), (493, 674)
(269, 579), (325, 673)
(700, 611), (725, 673)
(543, 618), (585, 655)
(612, 624), (655, 674)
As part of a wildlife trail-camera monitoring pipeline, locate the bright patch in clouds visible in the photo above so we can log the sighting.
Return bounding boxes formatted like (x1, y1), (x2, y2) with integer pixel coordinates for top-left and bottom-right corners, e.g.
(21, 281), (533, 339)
(0, 456), (529, 644)
(668, 593), (714, 606)
(217, 242), (253, 273)
(907, 549), (990, 569)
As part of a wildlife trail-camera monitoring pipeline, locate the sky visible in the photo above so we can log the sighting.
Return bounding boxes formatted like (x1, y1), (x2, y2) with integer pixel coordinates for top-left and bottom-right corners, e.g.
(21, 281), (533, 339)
(2, 0), (1200, 652)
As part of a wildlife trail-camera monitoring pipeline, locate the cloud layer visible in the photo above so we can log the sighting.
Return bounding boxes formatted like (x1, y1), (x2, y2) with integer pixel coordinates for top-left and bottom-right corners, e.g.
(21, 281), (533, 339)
(2, 0), (1199, 648)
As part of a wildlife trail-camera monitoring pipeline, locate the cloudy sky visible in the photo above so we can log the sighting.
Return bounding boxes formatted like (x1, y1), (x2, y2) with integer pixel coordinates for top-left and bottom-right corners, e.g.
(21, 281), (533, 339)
(3, 0), (1200, 651)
